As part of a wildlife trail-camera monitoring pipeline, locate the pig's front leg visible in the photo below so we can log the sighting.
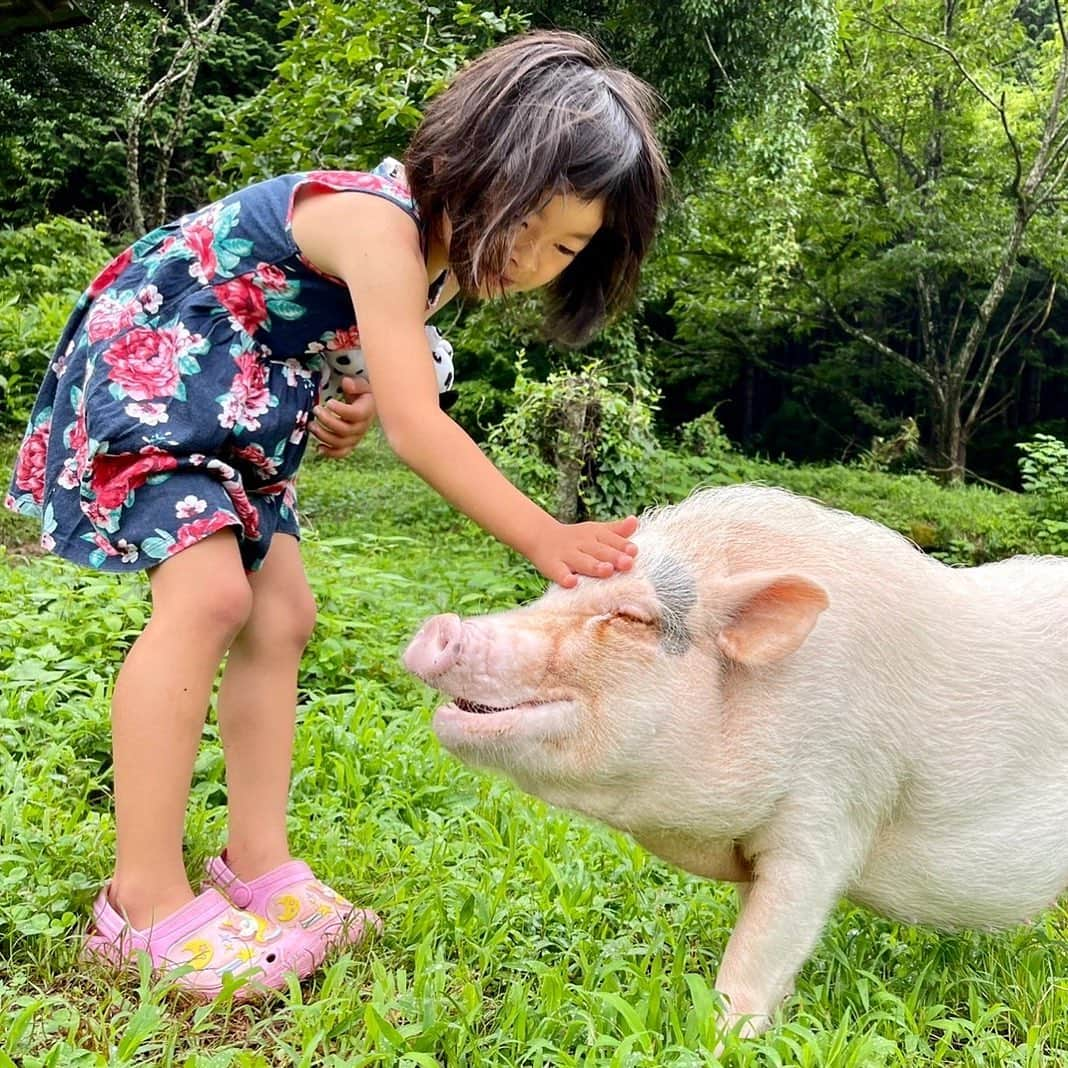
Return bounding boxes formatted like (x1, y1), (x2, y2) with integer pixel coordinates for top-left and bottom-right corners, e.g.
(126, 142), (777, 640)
(713, 850), (850, 1042)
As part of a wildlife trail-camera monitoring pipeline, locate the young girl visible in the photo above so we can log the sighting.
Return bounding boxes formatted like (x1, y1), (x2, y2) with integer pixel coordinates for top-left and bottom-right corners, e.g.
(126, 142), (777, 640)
(6, 29), (668, 996)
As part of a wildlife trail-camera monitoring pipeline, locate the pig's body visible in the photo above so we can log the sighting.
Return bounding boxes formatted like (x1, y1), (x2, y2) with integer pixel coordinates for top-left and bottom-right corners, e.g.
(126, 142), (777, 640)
(404, 486), (1068, 1036)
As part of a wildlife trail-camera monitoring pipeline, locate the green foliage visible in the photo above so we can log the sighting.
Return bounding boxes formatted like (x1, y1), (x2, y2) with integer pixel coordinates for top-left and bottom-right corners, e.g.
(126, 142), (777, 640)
(486, 360), (661, 519)
(676, 407), (733, 458)
(1, 434), (1066, 1064)
(857, 418), (923, 474)
(0, 0), (150, 226)
(529, 0), (837, 167)
(130, 0), (294, 227)
(0, 217), (113, 428)
(1018, 432), (1068, 553)
(652, 0), (1068, 481)
(213, 0), (528, 187)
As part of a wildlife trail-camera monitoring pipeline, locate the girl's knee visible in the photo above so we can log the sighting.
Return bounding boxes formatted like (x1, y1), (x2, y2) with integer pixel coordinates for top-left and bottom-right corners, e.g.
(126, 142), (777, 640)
(201, 580), (257, 644)
(239, 583), (316, 656)
(153, 571), (254, 646)
(278, 585), (317, 652)
(148, 530), (254, 643)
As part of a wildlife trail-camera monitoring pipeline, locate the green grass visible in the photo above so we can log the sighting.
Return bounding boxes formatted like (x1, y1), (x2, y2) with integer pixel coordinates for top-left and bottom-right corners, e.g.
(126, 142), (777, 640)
(2, 434), (1066, 1066)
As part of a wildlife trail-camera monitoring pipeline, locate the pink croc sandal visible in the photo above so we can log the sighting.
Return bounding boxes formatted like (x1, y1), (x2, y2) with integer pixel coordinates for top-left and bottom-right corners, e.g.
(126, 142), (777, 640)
(82, 885), (294, 999)
(204, 852), (381, 974)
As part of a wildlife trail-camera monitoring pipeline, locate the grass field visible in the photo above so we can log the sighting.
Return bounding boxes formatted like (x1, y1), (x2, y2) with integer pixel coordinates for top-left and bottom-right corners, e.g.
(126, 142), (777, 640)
(1, 434), (1066, 1066)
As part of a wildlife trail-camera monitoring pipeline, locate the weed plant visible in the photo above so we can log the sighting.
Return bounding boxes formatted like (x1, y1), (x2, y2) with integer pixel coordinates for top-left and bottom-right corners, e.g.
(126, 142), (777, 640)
(1, 434), (1065, 1066)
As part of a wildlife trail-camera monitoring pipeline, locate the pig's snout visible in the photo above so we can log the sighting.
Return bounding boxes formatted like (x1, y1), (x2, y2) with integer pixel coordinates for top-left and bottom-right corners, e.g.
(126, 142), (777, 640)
(404, 613), (464, 679)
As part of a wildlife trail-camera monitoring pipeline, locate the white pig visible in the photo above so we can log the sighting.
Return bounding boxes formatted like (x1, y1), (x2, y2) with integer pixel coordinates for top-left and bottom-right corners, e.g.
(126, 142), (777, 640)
(403, 485), (1068, 1039)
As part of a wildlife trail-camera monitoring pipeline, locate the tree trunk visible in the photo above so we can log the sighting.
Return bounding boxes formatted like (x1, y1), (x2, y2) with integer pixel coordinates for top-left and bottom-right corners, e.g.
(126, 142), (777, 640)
(931, 388), (967, 483)
(553, 385), (593, 523)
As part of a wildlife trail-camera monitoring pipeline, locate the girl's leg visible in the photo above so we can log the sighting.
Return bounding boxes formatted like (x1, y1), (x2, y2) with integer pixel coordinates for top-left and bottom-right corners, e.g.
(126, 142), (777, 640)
(109, 530), (253, 931)
(215, 534), (317, 882)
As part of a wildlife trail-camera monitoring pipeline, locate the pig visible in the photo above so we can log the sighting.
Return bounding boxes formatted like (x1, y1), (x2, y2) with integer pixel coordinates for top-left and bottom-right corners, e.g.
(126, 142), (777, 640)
(403, 484), (1068, 1040)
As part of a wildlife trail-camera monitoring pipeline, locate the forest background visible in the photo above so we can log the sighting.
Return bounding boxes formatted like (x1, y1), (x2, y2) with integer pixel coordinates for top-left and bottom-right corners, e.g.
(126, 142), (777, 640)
(1, 0), (1066, 514)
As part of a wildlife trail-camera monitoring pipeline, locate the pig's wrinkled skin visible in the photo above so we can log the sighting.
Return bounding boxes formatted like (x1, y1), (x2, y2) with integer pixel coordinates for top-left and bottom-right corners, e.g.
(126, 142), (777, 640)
(403, 485), (1068, 1040)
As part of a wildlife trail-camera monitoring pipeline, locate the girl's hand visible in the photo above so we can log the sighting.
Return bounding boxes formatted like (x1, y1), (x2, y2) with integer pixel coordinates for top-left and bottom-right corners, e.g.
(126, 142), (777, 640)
(312, 377), (376, 458)
(531, 515), (639, 588)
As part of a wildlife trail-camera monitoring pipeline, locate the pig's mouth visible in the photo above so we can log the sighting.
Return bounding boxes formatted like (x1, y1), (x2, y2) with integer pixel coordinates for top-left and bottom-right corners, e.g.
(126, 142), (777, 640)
(433, 694), (576, 745)
(453, 697), (550, 715)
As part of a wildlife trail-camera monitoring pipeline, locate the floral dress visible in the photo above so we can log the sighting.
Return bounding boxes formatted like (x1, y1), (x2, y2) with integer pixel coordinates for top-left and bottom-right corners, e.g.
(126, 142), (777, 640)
(6, 159), (442, 572)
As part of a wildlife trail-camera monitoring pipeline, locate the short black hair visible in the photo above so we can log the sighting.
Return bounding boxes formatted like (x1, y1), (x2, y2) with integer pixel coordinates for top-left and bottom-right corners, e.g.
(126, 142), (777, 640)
(405, 30), (670, 345)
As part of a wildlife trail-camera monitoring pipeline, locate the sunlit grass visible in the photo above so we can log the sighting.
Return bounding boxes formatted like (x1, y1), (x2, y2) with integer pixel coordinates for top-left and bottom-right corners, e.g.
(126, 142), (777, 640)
(2, 434), (1066, 1065)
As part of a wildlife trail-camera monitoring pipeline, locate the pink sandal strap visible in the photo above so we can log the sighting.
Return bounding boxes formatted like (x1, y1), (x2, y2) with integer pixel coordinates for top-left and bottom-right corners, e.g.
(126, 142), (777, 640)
(205, 853), (314, 909)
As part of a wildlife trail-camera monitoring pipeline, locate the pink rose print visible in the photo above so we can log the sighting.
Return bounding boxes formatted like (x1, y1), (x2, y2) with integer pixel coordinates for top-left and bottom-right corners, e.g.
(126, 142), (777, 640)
(52, 338), (75, 379)
(86, 247), (134, 299)
(224, 478), (261, 540)
(183, 217), (218, 284)
(289, 409), (308, 445)
(86, 293), (142, 344)
(139, 285), (163, 314)
(116, 539), (139, 564)
(86, 284), (163, 344)
(309, 170), (407, 197)
(168, 510), (237, 556)
(89, 447), (179, 512)
(287, 171), (410, 227)
(327, 325), (361, 350)
(214, 276), (268, 335)
(58, 402), (91, 490)
(256, 262), (288, 292)
(90, 532), (121, 558)
(217, 351), (272, 432)
(230, 443), (280, 477)
(103, 324), (201, 401)
(282, 358), (312, 387)
(14, 419), (50, 503)
(202, 458), (261, 540)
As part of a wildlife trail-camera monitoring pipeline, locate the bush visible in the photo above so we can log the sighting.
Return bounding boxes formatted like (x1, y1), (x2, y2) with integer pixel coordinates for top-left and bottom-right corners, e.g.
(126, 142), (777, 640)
(0, 216), (113, 428)
(677, 407), (733, 458)
(486, 360), (660, 521)
(1018, 432), (1068, 554)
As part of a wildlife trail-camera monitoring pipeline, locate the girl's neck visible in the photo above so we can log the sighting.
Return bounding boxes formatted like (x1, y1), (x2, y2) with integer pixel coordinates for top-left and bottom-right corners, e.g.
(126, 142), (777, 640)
(425, 220), (450, 284)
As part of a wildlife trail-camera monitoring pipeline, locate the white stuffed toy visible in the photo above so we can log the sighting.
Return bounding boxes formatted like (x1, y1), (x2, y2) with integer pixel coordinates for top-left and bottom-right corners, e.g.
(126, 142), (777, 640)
(318, 325), (455, 403)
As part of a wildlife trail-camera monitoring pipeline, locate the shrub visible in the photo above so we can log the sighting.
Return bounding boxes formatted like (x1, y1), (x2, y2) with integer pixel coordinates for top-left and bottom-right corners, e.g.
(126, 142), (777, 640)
(1017, 432), (1068, 554)
(486, 359), (660, 521)
(0, 216), (113, 428)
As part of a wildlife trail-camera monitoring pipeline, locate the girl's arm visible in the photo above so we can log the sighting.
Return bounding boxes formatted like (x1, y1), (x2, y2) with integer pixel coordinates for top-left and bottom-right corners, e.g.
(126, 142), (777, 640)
(291, 191), (636, 587)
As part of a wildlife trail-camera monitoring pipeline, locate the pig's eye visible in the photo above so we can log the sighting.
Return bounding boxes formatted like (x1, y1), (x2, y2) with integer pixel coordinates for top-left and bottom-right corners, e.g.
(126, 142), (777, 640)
(609, 606), (658, 628)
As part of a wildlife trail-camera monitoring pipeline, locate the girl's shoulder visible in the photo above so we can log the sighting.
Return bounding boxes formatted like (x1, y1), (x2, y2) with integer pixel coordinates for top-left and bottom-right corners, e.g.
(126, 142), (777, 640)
(286, 158), (419, 225)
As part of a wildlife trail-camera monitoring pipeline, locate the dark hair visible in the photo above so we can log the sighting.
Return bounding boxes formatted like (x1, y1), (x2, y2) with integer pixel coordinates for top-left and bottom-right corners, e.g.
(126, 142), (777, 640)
(405, 30), (669, 345)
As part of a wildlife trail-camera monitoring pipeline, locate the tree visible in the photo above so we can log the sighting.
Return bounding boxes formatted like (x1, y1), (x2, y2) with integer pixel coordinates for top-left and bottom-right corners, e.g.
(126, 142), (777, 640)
(212, 0), (528, 187)
(123, 0), (230, 233)
(0, 0), (149, 226)
(797, 0), (1068, 481)
(526, 0), (837, 169)
(659, 0), (1068, 481)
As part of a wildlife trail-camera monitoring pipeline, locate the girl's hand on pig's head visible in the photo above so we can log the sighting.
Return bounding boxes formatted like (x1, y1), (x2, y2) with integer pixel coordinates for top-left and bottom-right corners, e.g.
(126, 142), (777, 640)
(532, 516), (639, 588)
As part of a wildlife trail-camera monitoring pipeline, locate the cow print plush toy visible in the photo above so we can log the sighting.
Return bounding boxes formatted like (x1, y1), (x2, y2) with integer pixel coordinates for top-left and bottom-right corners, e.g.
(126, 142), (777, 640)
(318, 325), (455, 404)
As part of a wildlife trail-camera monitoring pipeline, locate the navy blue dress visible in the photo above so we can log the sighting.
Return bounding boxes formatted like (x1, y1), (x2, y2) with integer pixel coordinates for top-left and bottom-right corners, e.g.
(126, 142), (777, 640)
(6, 160), (439, 572)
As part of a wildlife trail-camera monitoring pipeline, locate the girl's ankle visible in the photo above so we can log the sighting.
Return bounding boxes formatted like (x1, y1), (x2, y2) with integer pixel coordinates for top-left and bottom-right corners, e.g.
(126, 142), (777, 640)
(107, 879), (197, 932)
(221, 844), (293, 884)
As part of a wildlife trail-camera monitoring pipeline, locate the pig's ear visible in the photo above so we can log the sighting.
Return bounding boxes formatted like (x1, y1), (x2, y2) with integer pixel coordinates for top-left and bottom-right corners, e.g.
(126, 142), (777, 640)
(715, 572), (828, 666)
